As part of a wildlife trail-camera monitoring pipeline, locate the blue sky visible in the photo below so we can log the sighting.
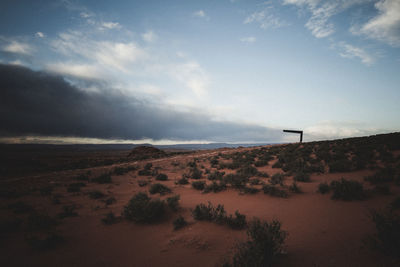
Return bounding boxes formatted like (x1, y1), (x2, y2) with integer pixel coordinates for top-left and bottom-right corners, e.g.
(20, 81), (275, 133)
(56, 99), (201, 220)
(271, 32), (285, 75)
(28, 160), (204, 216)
(0, 0), (399, 144)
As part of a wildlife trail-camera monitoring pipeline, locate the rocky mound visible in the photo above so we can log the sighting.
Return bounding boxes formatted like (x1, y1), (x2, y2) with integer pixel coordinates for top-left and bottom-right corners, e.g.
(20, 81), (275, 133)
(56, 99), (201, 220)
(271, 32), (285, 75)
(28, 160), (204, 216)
(128, 146), (167, 160)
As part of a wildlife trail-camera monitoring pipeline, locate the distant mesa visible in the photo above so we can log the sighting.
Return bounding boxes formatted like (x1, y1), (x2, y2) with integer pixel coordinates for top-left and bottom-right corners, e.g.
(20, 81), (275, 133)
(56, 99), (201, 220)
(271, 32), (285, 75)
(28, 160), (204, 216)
(127, 145), (166, 159)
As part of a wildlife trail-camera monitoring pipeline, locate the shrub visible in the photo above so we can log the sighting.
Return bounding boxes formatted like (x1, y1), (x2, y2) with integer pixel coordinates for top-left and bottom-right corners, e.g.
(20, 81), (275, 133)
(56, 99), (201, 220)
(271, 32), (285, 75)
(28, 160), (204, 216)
(226, 211), (247, 230)
(365, 168), (395, 184)
(317, 182), (330, 194)
(208, 170), (225, 181)
(27, 213), (58, 231)
(289, 182), (302, 193)
(190, 167), (203, 179)
(254, 160), (269, 167)
(329, 159), (353, 173)
(149, 183), (172, 195)
(177, 176), (189, 185)
(138, 169), (152, 176)
(75, 173), (89, 181)
(39, 185), (54, 196)
(25, 232), (64, 251)
(144, 163), (153, 170)
(262, 184), (288, 198)
(203, 181), (227, 193)
(230, 218), (287, 266)
(67, 182), (86, 192)
(270, 173), (284, 186)
(257, 172), (270, 178)
(123, 192), (166, 223)
(89, 190), (105, 199)
(237, 165), (259, 178)
(330, 178), (365, 201)
(241, 186), (260, 194)
(113, 166), (136, 175)
(138, 180), (148, 187)
(92, 173), (112, 184)
(272, 161), (283, 168)
(367, 209), (400, 257)
(173, 215), (187, 230)
(156, 173), (168, 181)
(224, 174), (248, 189)
(192, 202), (226, 224)
(8, 201), (33, 214)
(250, 178), (261, 185)
(103, 197), (116, 205)
(390, 197), (400, 210)
(192, 181), (206, 190)
(294, 172), (311, 182)
(0, 218), (22, 234)
(58, 205), (78, 219)
(167, 195), (180, 211)
(102, 212), (118, 225)
(374, 184), (391, 195)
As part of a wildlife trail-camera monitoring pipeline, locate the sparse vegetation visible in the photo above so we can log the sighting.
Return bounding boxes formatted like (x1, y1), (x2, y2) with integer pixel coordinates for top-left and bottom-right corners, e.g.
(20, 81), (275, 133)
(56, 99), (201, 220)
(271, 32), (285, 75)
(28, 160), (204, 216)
(203, 181), (227, 193)
(270, 173), (284, 186)
(262, 184), (288, 198)
(57, 205), (78, 219)
(166, 195), (180, 211)
(123, 192), (166, 223)
(330, 178), (366, 201)
(177, 176), (189, 185)
(289, 182), (302, 193)
(149, 183), (172, 195)
(67, 182), (86, 192)
(89, 190), (105, 199)
(173, 215), (187, 230)
(8, 201), (33, 214)
(317, 182), (331, 194)
(92, 173), (112, 184)
(138, 179), (148, 187)
(293, 172), (311, 182)
(156, 173), (168, 181)
(102, 212), (118, 225)
(227, 218), (287, 266)
(192, 181), (206, 190)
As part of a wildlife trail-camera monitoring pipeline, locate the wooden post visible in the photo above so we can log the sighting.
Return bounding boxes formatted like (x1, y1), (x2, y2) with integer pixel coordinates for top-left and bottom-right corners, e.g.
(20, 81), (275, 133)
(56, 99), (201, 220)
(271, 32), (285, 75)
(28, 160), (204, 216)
(283, 130), (303, 143)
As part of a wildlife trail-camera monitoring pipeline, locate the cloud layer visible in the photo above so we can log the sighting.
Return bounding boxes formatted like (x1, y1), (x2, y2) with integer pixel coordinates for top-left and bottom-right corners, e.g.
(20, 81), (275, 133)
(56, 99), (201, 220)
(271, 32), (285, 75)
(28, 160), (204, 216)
(0, 64), (282, 142)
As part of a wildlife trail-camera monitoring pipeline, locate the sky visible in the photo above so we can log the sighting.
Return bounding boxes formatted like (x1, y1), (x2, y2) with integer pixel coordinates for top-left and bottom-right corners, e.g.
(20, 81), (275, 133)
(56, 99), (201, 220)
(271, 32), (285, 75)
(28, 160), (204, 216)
(0, 0), (399, 144)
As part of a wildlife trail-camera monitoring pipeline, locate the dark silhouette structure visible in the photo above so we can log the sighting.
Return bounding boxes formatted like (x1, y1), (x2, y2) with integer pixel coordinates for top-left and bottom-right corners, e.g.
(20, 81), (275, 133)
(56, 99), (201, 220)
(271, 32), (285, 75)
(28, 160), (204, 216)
(283, 130), (303, 143)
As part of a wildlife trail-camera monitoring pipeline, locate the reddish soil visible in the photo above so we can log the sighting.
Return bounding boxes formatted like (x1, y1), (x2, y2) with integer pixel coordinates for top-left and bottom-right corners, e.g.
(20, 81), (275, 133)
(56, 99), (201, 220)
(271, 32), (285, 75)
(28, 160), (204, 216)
(1, 146), (399, 267)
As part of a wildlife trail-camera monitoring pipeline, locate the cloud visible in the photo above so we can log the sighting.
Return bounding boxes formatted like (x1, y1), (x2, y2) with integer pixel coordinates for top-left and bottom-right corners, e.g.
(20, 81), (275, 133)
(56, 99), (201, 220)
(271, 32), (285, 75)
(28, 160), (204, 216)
(101, 22), (121, 30)
(193, 10), (206, 18)
(2, 40), (33, 55)
(142, 30), (157, 42)
(45, 62), (104, 80)
(240, 36), (256, 43)
(335, 42), (374, 65)
(0, 64), (283, 143)
(244, 3), (287, 29)
(352, 0), (400, 47)
(35, 32), (45, 38)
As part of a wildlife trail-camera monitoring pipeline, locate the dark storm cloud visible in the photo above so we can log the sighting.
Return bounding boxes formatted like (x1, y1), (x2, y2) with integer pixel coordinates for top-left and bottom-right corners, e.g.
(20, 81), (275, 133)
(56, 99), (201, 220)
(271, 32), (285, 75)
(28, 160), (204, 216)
(0, 64), (282, 142)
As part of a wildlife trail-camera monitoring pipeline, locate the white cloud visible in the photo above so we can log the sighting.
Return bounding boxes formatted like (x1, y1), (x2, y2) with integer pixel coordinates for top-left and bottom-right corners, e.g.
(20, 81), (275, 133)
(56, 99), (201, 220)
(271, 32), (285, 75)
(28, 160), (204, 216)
(169, 61), (209, 98)
(194, 10), (206, 18)
(336, 42), (374, 65)
(352, 0), (400, 47)
(304, 121), (380, 140)
(101, 22), (121, 30)
(80, 12), (91, 18)
(240, 36), (256, 43)
(142, 30), (157, 42)
(244, 4), (287, 29)
(46, 62), (104, 80)
(35, 32), (45, 38)
(283, 0), (370, 38)
(2, 40), (33, 55)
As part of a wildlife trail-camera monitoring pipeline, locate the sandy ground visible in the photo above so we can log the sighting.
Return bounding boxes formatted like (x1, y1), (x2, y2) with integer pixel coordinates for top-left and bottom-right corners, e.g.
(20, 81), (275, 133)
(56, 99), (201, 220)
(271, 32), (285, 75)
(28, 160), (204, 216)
(1, 147), (399, 267)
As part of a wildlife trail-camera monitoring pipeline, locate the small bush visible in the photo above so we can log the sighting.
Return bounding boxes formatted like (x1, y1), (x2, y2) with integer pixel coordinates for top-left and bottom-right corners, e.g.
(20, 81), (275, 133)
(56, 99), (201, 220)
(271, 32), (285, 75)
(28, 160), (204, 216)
(224, 174), (248, 189)
(317, 182), (331, 194)
(138, 180), (148, 187)
(123, 192), (166, 223)
(329, 159), (353, 173)
(272, 161), (283, 168)
(156, 173), (168, 181)
(92, 173), (112, 184)
(190, 167), (203, 179)
(367, 209), (400, 257)
(8, 201), (33, 214)
(25, 232), (64, 251)
(89, 190), (105, 199)
(144, 163), (153, 170)
(241, 186), (260, 194)
(103, 197), (116, 205)
(39, 185), (54, 196)
(203, 181), (227, 193)
(177, 176), (189, 185)
(102, 212), (118, 225)
(149, 183), (172, 195)
(67, 182), (86, 192)
(192, 181), (206, 190)
(289, 182), (302, 193)
(167, 195), (180, 211)
(330, 178), (365, 201)
(138, 169), (152, 176)
(192, 202), (226, 223)
(113, 166), (136, 175)
(294, 172), (311, 182)
(0, 218), (22, 234)
(230, 218), (287, 266)
(208, 170), (225, 181)
(390, 197), (400, 210)
(58, 205), (78, 219)
(270, 173), (284, 186)
(27, 213), (58, 231)
(226, 211), (247, 229)
(374, 184), (391, 195)
(250, 178), (261, 185)
(262, 184), (288, 198)
(173, 215), (187, 230)
(365, 167), (395, 184)
(254, 160), (269, 167)
(75, 173), (89, 181)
